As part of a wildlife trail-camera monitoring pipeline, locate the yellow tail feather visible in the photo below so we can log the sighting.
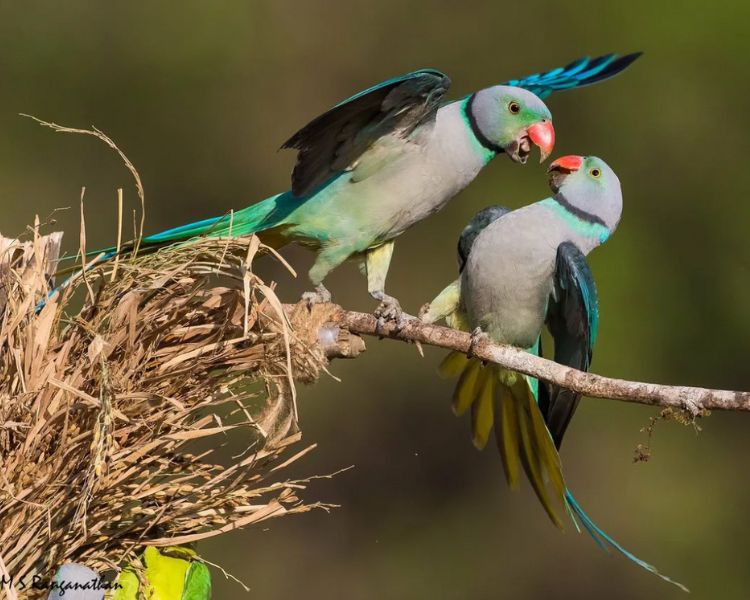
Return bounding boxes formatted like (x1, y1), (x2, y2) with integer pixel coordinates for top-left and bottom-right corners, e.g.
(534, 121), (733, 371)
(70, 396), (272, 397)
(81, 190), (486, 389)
(438, 351), (469, 379)
(471, 373), (494, 449)
(495, 385), (520, 490)
(512, 379), (565, 529)
(451, 358), (481, 416)
(445, 357), (567, 527)
(522, 380), (566, 496)
(441, 354), (687, 589)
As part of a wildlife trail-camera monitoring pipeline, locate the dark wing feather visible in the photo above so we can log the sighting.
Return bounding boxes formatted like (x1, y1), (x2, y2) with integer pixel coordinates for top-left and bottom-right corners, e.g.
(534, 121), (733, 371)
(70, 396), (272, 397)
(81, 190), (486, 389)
(281, 69), (451, 197)
(457, 205), (511, 272)
(538, 241), (599, 448)
(502, 52), (641, 99)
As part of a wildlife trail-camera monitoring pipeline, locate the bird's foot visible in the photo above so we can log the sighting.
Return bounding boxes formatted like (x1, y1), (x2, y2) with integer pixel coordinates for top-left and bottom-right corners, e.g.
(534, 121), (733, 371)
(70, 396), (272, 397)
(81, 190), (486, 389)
(417, 302), (432, 323)
(375, 296), (402, 321)
(301, 284), (332, 308)
(467, 327), (488, 359)
(373, 294), (406, 333)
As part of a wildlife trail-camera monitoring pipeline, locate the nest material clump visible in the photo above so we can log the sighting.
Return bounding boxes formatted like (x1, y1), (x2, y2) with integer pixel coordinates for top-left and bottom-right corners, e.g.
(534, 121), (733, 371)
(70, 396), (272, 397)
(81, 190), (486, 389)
(0, 229), (341, 595)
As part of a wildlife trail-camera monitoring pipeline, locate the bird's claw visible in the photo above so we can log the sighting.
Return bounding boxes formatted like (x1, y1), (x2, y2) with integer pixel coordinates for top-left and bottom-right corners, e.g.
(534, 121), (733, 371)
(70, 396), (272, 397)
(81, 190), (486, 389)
(417, 302), (431, 322)
(301, 284), (332, 309)
(374, 299), (402, 321)
(467, 327), (488, 359)
(373, 296), (406, 334)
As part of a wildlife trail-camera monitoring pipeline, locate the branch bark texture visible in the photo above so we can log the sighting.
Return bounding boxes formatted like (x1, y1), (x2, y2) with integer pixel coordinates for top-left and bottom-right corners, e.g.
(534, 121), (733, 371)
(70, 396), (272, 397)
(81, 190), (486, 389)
(311, 307), (750, 414)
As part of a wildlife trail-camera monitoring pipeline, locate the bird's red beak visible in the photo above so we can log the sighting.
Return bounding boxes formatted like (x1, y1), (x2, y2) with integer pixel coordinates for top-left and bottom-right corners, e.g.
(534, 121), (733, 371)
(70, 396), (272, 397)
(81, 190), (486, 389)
(527, 120), (555, 163)
(548, 154), (584, 173)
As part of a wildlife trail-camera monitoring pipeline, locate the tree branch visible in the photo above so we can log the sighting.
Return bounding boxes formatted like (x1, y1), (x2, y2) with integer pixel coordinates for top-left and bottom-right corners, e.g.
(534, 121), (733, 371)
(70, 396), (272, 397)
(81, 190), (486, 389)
(309, 306), (750, 414)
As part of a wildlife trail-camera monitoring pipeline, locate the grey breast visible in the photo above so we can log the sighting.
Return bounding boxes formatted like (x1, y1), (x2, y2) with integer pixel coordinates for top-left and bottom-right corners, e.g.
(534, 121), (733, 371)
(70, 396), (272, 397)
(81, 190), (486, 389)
(461, 203), (564, 348)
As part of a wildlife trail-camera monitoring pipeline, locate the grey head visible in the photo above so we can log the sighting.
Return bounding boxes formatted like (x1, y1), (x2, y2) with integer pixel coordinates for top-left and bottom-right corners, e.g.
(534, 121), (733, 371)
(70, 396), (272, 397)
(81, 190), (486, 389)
(466, 85), (554, 163)
(547, 155), (622, 233)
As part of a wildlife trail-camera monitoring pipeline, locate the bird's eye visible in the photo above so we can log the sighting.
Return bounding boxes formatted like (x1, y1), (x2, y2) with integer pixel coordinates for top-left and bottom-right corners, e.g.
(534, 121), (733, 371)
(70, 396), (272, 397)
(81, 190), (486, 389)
(508, 101), (521, 114)
(590, 168), (601, 178)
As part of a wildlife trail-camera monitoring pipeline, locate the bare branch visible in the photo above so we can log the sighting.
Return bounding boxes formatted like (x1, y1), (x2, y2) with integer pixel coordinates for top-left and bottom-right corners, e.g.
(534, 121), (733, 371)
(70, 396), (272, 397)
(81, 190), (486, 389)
(308, 307), (750, 414)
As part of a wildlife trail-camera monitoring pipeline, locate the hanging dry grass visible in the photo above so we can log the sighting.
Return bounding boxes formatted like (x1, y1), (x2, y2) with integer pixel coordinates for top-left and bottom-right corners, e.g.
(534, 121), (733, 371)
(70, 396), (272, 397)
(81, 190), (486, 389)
(0, 224), (343, 598)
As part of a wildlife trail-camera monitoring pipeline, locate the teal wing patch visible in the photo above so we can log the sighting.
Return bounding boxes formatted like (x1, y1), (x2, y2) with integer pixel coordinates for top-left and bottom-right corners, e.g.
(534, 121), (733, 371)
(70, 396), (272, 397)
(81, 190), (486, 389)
(539, 241), (598, 448)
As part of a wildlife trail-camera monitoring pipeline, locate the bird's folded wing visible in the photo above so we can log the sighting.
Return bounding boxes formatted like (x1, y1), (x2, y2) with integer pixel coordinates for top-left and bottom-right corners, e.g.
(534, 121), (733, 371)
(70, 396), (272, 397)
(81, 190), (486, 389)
(457, 205), (511, 271)
(539, 241), (599, 448)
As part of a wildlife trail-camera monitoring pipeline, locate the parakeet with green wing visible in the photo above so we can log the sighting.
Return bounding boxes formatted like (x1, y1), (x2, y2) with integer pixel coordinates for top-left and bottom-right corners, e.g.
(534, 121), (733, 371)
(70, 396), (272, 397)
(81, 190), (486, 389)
(48, 54), (640, 319)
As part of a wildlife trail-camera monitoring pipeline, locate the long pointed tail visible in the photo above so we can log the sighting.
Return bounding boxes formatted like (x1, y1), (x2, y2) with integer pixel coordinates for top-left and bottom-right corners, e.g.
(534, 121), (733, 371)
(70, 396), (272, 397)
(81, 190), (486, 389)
(565, 490), (688, 591)
(440, 354), (568, 528)
(121, 192), (289, 253)
(37, 193), (289, 312)
(440, 351), (687, 591)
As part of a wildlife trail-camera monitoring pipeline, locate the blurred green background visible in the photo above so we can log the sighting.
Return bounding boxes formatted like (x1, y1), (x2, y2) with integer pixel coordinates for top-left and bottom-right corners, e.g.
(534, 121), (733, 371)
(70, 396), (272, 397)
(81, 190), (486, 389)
(2, 1), (749, 598)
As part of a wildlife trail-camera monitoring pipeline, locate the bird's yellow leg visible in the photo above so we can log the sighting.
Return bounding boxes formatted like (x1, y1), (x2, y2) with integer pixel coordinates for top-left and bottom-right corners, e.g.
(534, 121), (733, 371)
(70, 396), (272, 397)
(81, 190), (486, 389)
(419, 279), (461, 325)
(365, 241), (401, 321)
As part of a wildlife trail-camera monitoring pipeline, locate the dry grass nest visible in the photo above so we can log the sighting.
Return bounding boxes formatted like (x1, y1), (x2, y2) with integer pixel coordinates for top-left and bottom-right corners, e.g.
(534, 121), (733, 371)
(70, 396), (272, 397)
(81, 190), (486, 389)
(0, 227), (345, 595)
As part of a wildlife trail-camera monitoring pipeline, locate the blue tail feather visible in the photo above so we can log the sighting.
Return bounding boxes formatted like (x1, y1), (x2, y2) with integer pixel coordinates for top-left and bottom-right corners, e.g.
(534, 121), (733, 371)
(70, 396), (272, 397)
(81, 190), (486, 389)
(142, 215), (225, 244)
(504, 52), (642, 99)
(528, 329), (684, 589)
(559, 55), (600, 78)
(574, 54), (617, 80)
(35, 192), (291, 313)
(564, 490), (688, 592)
(35, 249), (117, 312)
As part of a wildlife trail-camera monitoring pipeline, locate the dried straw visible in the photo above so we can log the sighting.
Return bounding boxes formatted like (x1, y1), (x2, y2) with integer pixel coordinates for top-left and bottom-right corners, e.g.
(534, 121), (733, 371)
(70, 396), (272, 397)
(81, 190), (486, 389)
(0, 224), (337, 598)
